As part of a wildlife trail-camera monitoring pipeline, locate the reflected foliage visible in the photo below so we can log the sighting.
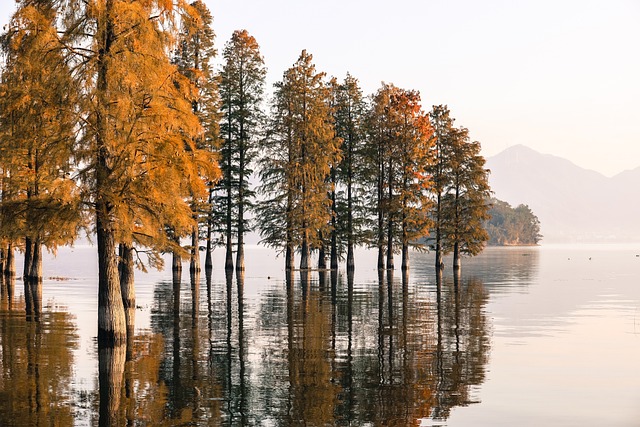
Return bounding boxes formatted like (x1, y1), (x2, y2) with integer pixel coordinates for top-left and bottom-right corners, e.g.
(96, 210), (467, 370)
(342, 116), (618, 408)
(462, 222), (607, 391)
(0, 261), (493, 425)
(0, 303), (78, 426)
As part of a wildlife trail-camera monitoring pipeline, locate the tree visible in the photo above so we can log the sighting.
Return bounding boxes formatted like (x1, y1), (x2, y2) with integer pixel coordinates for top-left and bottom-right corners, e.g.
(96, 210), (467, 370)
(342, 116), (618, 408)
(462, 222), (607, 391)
(428, 105), (454, 270)
(217, 29), (266, 273)
(440, 127), (491, 270)
(485, 198), (541, 245)
(330, 73), (366, 271)
(364, 83), (433, 270)
(66, 0), (215, 344)
(257, 50), (340, 271)
(174, 0), (221, 274)
(0, 0), (82, 319)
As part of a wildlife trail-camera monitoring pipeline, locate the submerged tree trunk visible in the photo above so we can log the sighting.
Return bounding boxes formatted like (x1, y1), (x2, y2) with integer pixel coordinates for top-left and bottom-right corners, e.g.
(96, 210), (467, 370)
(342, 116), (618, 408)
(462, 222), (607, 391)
(25, 241), (43, 322)
(4, 243), (15, 277)
(330, 179), (338, 270)
(300, 232), (310, 270)
(318, 231), (326, 270)
(205, 187), (213, 272)
(172, 252), (182, 272)
(191, 226), (201, 273)
(386, 220), (394, 270)
(402, 242), (409, 271)
(453, 242), (461, 271)
(118, 243), (135, 341)
(97, 215), (127, 345)
(24, 238), (33, 280)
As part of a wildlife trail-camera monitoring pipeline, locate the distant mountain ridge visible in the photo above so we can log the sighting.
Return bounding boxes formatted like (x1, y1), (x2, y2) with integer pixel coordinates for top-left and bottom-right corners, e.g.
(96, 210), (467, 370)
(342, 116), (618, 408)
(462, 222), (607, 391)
(486, 145), (640, 243)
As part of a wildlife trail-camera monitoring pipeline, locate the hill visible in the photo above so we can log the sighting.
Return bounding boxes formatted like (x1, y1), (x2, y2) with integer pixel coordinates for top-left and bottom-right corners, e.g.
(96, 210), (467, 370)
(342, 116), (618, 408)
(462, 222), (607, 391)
(486, 145), (640, 243)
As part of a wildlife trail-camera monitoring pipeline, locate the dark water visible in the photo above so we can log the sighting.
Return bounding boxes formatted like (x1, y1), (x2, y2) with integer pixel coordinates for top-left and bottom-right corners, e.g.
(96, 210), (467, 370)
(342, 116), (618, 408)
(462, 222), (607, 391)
(0, 244), (639, 426)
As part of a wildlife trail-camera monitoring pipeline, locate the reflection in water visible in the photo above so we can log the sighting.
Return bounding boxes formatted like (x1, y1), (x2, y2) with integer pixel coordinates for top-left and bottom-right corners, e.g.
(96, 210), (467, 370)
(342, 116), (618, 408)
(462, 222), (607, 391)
(0, 253), (493, 425)
(0, 304), (78, 426)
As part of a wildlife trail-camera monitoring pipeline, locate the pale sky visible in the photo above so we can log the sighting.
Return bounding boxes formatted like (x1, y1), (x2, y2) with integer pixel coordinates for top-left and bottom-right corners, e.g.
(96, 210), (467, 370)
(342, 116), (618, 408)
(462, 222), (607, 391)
(1, 1), (638, 177)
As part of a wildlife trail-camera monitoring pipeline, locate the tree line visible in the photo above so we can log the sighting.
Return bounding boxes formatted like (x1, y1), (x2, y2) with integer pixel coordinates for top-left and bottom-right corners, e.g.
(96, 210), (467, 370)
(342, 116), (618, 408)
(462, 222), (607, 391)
(0, 1), (490, 343)
(485, 198), (541, 246)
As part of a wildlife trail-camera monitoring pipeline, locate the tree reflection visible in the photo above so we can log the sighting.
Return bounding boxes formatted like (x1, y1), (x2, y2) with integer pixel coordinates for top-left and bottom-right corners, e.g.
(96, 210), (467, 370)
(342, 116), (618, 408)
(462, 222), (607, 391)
(134, 264), (491, 425)
(0, 305), (78, 426)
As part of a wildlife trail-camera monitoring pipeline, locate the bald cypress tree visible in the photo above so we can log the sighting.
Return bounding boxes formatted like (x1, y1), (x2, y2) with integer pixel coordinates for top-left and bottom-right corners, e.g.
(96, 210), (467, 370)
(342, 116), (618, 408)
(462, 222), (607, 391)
(218, 29), (266, 273)
(0, 0), (82, 319)
(441, 127), (491, 270)
(174, 0), (221, 275)
(257, 50), (340, 271)
(64, 0), (215, 344)
(331, 73), (366, 271)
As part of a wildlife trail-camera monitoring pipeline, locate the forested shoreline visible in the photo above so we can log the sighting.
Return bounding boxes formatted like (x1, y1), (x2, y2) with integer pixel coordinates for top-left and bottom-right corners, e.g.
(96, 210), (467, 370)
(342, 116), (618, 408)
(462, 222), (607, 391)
(485, 198), (542, 246)
(0, 1), (494, 343)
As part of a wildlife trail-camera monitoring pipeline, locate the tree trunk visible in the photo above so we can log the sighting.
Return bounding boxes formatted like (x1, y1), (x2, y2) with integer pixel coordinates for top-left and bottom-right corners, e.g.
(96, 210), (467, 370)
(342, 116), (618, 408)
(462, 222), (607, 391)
(118, 243), (135, 341)
(402, 242), (409, 271)
(97, 216), (127, 345)
(285, 242), (294, 271)
(318, 232), (326, 270)
(26, 241), (43, 322)
(172, 250), (182, 273)
(205, 188), (213, 272)
(237, 125), (246, 273)
(453, 242), (461, 271)
(29, 240), (42, 281)
(236, 242), (245, 274)
(330, 184), (338, 270)
(386, 221), (394, 270)
(4, 243), (15, 277)
(300, 232), (310, 270)
(191, 226), (201, 273)
(24, 238), (33, 280)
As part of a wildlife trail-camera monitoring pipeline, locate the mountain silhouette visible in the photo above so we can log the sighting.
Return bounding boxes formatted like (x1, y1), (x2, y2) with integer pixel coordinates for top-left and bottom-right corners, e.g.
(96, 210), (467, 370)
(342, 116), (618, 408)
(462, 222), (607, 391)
(486, 145), (640, 243)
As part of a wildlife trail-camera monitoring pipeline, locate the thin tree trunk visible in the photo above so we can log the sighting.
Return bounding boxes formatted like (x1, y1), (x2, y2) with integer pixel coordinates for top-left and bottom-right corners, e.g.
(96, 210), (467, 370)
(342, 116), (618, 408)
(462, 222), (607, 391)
(4, 243), (15, 277)
(300, 232), (310, 270)
(330, 171), (338, 270)
(118, 243), (135, 341)
(27, 240), (43, 322)
(401, 213), (409, 271)
(236, 112), (246, 273)
(346, 162), (354, 271)
(24, 237), (33, 280)
(191, 225), (201, 273)
(318, 231), (326, 270)
(453, 242), (461, 270)
(205, 188), (213, 272)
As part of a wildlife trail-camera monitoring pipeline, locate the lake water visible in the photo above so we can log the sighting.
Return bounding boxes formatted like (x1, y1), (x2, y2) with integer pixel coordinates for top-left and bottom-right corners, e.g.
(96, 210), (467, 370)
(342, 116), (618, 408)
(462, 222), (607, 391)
(1, 244), (639, 426)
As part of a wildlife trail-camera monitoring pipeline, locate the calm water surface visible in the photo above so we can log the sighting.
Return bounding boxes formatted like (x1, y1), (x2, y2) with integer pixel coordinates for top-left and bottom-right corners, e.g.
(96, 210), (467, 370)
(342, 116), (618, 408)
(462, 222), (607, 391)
(0, 244), (639, 426)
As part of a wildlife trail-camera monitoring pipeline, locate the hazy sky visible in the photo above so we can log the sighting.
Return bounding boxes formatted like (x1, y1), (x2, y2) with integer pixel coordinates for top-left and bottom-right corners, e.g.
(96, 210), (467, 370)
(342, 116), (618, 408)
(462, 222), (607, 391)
(1, 1), (638, 177)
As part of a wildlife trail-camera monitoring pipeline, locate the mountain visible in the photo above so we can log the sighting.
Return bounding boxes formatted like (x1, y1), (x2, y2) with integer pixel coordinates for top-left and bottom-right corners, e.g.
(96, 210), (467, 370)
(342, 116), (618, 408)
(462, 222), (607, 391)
(486, 145), (640, 243)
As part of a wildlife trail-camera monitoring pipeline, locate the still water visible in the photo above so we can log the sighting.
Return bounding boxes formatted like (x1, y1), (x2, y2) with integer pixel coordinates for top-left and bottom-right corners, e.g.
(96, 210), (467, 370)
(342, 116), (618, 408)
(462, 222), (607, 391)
(1, 244), (639, 426)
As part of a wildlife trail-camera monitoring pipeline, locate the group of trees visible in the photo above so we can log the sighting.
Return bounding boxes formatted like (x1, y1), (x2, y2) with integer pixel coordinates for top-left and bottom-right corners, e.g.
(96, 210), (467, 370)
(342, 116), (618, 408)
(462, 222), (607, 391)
(257, 54), (491, 275)
(0, 1), (491, 342)
(485, 198), (542, 245)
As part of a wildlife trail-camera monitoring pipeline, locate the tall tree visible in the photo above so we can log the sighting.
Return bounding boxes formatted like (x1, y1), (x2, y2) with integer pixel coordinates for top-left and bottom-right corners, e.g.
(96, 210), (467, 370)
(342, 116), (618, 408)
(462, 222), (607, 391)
(257, 50), (340, 271)
(0, 0), (82, 318)
(364, 83), (433, 270)
(428, 105), (454, 271)
(429, 106), (491, 270)
(331, 73), (366, 271)
(391, 89), (433, 270)
(217, 29), (266, 273)
(174, 0), (220, 274)
(66, 0), (215, 344)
